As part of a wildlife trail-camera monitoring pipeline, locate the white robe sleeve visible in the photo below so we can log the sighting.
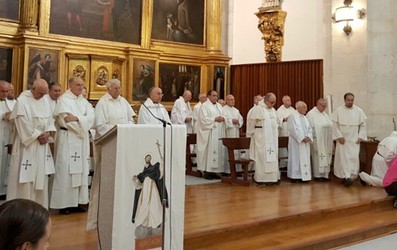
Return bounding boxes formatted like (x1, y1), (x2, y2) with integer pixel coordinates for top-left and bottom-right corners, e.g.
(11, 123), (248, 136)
(94, 100), (113, 137)
(171, 99), (186, 124)
(288, 114), (305, 143)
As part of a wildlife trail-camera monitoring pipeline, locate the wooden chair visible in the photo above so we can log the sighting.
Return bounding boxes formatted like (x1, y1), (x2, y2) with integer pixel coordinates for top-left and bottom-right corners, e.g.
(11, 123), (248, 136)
(186, 133), (202, 177)
(221, 137), (253, 186)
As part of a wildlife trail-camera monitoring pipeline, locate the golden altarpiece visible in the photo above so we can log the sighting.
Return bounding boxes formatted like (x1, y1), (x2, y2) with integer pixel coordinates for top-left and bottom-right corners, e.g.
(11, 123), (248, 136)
(0, 0), (229, 109)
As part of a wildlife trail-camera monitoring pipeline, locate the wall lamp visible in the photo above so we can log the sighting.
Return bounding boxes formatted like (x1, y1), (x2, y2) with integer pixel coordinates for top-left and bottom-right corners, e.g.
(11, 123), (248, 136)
(332, 0), (366, 35)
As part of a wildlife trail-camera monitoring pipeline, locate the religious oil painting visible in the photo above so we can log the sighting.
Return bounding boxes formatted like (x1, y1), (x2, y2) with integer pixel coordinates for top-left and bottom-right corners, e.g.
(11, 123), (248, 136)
(132, 59), (155, 101)
(0, 0), (19, 21)
(0, 47), (13, 82)
(50, 0), (142, 44)
(27, 48), (59, 90)
(213, 66), (226, 100)
(159, 63), (200, 102)
(152, 0), (205, 45)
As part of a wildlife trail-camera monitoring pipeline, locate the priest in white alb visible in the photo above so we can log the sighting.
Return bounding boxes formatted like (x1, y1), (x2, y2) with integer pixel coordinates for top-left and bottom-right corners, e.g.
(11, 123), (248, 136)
(276, 95), (296, 168)
(138, 87), (171, 125)
(223, 94), (244, 173)
(196, 90), (226, 179)
(6, 79), (56, 208)
(306, 98), (333, 180)
(94, 79), (135, 137)
(247, 92), (279, 185)
(359, 131), (397, 187)
(170, 90), (193, 133)
(332, 93), (367, 187)
(87, 79), (135, 229)
(44, 82), (62, 114)
(287, 101), (312, 182)
(192, 93), (207, 133)
(50, 76), (95, 214)
(0, 81), (15, 199)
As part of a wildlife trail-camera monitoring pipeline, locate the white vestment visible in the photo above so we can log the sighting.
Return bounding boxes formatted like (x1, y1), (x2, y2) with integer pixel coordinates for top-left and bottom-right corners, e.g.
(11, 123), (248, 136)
(306, 107), (333, 178)
(44, 95), (57, 114)
(6, 90), (56, 208)
(247, 101), (279, 182)
(94, 93), (135, 138)
(0, 100), (14, 196)
(170, 96), (193, 133)
(196, 99), (226, 173)
(287, 113), (313, 181)
(332, 105), (367, 179)
(223, 105), (244, 173)
(50, 90), (95, 209)
(137, 98), (171, 125)
(192, 102), (202, 133)
(359, 131), (397, 187)
(276, 105), (296, 168)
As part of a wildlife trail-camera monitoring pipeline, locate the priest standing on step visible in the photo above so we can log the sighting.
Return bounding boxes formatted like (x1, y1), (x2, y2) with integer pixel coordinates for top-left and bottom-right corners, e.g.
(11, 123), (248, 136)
(306, 98), (333, 180)
(138, 87), (171, 125)
(287, 101), (313, 182)
(7, 79), (56, 208)
(247, 92), (279, 186)
(332, 93), (367, 187)
(197, 90), (226, 180)
(50, 76), (95, 214)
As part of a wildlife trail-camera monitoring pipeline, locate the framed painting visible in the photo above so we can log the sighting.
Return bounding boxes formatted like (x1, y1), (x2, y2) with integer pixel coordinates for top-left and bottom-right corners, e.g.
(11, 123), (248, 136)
(27, 48), (59, 89)
(132, 59), (155, 101)
(213, 66), (226, 99)
(0, 47), (13, 82)
(159, 63), (200, 102)
(50, 0), (142, 44)
(152, 0), (205, 45)
(0, 0), (19, 21)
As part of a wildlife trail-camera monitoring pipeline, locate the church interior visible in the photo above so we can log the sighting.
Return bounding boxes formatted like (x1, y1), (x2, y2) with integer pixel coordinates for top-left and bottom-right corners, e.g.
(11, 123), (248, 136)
(1, 0), (397, 249)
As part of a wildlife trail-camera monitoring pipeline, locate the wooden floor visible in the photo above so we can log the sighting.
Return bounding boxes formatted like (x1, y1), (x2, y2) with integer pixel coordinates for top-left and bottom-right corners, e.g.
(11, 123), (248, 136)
(49, 177), (397, 250)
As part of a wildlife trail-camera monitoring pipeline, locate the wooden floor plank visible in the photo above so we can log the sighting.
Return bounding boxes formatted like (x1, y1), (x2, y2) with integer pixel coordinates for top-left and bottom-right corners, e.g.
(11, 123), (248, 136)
(48, 178), (395, 249)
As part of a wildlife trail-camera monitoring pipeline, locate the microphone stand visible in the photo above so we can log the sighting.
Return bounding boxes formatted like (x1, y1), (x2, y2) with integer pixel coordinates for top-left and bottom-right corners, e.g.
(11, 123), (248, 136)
(134, 95), (170, 250)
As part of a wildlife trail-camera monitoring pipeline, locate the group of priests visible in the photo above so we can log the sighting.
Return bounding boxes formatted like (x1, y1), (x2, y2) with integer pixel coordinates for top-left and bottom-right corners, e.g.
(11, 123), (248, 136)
(2, 75), (396, 215)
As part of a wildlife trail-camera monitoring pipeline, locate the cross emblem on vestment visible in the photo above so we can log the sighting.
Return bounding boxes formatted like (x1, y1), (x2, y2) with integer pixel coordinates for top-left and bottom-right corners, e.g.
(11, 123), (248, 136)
(46, 154), (52, 161)
(71, 152), (81, 162)
(22, 160), (32, 170)
(267, 148), (274, 154)
(213, 158), (217, 163)
(305, 171), (308, 176)
(319, 153), (326, 160)
(213, 150), (217, 154)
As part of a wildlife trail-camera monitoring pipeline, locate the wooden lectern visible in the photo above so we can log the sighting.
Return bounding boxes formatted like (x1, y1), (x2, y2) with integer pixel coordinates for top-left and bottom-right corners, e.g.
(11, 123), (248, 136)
(359, 140), (379, 174)
(91, 124), (186, 250)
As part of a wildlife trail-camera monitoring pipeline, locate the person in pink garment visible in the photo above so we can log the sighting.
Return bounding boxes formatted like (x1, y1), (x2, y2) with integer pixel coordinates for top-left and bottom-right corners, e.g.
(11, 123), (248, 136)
(383, 156), (397, 209)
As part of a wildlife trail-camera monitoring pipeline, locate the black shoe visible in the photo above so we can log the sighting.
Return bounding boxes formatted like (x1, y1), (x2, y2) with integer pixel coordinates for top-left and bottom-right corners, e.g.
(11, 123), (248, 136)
(59, 208), (70, 215)
(343, 178), (353, 187)
(203, 173), (213, 180)
(0, 194), (6, 200)
(290, 179), (302, 183)
(253, 178), (266, 186)
(211, 174), (221, 179)
(359, 178), (367, 186)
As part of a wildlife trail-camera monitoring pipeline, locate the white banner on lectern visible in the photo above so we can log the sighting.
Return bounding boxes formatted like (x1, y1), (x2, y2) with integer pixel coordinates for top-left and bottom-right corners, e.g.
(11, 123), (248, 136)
(112, 124), (186, 250)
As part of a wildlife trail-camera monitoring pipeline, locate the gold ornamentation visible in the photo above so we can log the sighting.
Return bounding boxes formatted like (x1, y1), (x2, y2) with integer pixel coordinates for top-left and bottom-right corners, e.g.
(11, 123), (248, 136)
(96, 67), (108, 86)
(256, 10), (287, 62)
(73, 65), (86, 82)
(112, 69), (120, 79)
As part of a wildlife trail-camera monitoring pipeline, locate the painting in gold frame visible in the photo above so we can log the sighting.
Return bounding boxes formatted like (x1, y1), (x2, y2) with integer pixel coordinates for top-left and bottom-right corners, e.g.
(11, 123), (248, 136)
(132, 59), (155, 101)
(213, 66), (225, 100)
(0, 0), (19, 21)
(49, 0), (142, 44)
(152, 0), (205, 45)
(27, 48), (59, 89)
(0, 47), (13, 82)
(159, 63), (200, 102)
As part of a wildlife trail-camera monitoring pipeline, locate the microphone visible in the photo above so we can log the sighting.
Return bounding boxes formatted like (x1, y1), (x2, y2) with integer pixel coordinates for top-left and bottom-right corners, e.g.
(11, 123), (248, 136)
(134, 94), (171, 126)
